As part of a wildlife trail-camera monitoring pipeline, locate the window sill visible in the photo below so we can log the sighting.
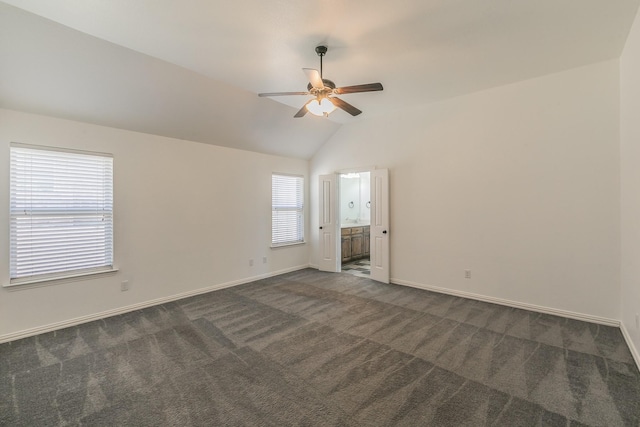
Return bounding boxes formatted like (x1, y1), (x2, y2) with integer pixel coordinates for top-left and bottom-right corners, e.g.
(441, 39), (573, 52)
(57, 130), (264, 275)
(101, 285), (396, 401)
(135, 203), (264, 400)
(4, 268), (119, 290)
(271, 241), (306, 249)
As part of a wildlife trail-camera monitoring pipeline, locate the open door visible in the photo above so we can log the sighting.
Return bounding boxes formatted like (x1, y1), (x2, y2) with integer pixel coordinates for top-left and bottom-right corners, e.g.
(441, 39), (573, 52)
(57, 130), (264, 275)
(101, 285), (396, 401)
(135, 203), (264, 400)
(370, 169), (390, 283)
(318, 174), (339, 272)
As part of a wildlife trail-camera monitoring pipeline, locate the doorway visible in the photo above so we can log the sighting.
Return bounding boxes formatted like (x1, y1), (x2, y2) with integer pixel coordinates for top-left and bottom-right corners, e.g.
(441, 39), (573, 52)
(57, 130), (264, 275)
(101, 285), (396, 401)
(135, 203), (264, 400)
(318, 169), (389, 283)
(339, 172), (371, 277)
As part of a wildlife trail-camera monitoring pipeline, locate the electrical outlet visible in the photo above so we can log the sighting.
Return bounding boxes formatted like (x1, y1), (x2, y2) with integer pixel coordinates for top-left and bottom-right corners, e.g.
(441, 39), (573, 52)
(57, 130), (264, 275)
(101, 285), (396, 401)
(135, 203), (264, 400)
(464, 270), (471, 279)
(121, 280), (130, 292)
(249, 259), (254, 267)
(263, 256), (267, 264)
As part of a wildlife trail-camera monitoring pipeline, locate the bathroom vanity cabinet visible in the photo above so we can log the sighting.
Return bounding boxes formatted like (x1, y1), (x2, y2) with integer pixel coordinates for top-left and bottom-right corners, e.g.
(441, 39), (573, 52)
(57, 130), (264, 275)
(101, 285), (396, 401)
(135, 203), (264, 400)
(341, 226), (370, 263)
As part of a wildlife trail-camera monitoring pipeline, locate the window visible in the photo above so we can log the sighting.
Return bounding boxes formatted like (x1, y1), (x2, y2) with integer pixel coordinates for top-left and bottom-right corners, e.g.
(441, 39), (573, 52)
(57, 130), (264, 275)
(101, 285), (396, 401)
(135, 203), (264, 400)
(9, 143), (114, 283)
(271, 173), (304, 247)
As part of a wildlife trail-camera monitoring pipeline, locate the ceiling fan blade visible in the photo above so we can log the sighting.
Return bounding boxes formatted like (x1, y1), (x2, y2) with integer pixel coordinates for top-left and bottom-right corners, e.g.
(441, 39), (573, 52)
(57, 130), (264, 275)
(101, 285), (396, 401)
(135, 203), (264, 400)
(303, 68), (324, 89)
(334, 83), (384, 95)
(258, 91), (309, 97)
(294, 100), (312, 118)
(329, 97), (362, 116)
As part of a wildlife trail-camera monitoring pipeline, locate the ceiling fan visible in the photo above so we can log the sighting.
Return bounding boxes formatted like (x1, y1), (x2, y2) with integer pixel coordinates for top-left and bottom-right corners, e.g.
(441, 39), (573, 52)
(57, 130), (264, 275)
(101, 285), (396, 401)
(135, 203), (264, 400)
(258, 46), (383, 118)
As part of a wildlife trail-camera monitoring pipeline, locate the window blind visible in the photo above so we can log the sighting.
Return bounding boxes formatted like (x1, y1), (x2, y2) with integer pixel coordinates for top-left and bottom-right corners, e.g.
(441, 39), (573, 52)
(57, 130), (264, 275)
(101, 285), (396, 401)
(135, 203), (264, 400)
(10, 144), (114, 281)
(272, 174), (304, 246)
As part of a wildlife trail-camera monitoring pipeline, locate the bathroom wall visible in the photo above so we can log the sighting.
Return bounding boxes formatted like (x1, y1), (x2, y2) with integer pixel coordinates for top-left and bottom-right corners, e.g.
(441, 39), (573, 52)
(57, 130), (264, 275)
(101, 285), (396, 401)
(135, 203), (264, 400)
(340, 172), (370, 226)
(359, 173), (371, 223)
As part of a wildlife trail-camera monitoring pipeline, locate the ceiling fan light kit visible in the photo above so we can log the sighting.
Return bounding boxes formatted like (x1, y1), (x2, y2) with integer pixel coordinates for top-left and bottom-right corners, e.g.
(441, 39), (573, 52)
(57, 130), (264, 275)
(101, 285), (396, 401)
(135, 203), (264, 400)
(258, 46), (383, 118)
(307, 98), (336, 116)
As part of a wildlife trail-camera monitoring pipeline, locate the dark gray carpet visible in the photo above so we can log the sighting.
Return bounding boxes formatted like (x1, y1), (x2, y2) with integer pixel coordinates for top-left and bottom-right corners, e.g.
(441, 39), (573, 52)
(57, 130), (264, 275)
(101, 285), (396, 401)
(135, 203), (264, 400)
(1, 269), (639, 426)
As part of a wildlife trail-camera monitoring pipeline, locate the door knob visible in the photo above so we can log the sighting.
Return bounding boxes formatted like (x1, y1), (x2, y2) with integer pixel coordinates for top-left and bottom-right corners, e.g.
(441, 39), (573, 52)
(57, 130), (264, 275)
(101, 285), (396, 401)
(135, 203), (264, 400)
(382, 230), (387, 234)
(319, 226), (323, 230)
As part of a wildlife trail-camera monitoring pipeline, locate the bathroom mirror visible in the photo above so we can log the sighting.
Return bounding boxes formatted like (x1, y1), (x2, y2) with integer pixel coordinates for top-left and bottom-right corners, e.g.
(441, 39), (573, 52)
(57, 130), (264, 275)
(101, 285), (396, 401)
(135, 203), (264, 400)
(340, 171), (370, 228)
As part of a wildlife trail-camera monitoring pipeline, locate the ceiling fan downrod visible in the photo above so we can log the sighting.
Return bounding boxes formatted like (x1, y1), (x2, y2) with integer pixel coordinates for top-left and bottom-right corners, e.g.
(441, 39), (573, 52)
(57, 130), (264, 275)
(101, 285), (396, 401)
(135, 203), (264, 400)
(315, 45), (327, 78)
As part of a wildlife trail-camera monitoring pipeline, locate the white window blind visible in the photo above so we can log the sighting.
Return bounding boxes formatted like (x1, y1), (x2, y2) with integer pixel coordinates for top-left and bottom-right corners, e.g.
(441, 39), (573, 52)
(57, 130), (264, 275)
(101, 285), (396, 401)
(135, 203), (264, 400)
(10, 144), (114, 281)
(272, 174), (304, 246)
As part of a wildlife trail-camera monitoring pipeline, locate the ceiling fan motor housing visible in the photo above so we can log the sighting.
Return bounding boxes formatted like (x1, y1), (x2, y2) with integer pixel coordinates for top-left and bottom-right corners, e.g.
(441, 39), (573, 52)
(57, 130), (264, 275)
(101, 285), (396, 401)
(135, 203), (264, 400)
(307, 79), (336, 92)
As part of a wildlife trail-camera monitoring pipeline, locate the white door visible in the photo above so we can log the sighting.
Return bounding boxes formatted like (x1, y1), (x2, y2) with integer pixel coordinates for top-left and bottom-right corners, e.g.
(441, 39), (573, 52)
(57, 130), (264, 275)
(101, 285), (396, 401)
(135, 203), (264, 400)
(318, 174), (339, 272)
(370, 169), (390, 283)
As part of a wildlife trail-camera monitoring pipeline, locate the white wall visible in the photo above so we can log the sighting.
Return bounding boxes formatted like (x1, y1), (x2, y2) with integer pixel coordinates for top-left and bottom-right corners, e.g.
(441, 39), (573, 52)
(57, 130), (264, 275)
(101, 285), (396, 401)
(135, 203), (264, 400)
(0, 109), (309, 340)
(359, 173), (371, 223)
(339, 172), (371, 226)
(621, 7), (640, 358)
(311, 60), (621, 320)
(340, 175), (360, 224)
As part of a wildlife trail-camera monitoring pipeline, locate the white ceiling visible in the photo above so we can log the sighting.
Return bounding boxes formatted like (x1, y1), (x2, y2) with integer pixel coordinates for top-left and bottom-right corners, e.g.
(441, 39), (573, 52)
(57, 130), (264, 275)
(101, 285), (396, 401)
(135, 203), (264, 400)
(1, 0), (639, 159)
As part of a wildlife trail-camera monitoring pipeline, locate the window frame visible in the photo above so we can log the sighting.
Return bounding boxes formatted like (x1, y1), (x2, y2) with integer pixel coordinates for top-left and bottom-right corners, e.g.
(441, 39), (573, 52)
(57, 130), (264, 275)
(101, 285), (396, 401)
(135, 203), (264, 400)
(271, 173), (305, 248)
(8, 143), (115, 286)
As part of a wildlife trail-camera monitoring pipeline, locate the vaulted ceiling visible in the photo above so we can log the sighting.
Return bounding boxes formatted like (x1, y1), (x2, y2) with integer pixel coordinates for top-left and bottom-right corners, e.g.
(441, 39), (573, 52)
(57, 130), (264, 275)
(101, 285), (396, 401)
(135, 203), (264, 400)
(1, 1), (638, 159)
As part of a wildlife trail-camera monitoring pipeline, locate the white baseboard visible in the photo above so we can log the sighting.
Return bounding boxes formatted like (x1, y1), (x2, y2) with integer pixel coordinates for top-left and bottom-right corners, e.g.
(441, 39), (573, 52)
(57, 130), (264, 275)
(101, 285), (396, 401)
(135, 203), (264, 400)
(390, 278), (620, 327)
(620, 323), (640, 370)
(0, 264), (310, 344)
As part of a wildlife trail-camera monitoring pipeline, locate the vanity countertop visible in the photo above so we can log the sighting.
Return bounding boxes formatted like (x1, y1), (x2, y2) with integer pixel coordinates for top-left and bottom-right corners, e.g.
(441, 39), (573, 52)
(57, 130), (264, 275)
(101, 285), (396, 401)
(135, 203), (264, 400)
(341, 223), (370, 228)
